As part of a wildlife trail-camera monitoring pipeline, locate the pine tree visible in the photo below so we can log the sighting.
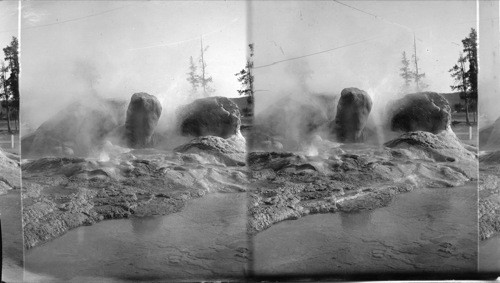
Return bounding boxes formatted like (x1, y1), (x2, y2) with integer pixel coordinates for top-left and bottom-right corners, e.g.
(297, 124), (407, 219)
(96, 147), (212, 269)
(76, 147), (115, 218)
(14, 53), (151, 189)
(197, 37), (214, 97)
(186, 56), (199, 97)
(235, 44), (254, 101)
(449, 53), (470, 124)
(449, 28), (478, 125)
(399, 51), (412, 94)
(3, 37), (19, 113)
(462, 28), (478, 122)
(0, 62), (11, 133)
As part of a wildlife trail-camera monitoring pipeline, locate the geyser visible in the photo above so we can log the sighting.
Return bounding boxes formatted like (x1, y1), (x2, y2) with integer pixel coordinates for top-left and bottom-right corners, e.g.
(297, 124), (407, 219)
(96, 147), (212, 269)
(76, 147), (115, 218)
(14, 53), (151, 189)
(177, 96), (241, 138)
(389, 92), (451, 134)
(331, 87), (373, 143)
(124, 92), (162, 149)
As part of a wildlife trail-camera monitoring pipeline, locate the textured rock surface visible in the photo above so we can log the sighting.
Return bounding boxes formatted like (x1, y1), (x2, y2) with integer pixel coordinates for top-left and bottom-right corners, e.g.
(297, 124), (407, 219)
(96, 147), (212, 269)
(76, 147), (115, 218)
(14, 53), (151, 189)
(479, 150), (500, 241)
(22, 99), (128, 157)
(384, 130), (477, 177)
(332, 88), (372, 143)
(248, 131), (477, 234)
(124, 93), (162, 148)
(0, 150), (23, 282)
(22, 149), (249, 249)
(390, 92), (451, 134)
(174, 134), (246, 166)
(0, 150), (20, 193)
(178, 96), (241, 138)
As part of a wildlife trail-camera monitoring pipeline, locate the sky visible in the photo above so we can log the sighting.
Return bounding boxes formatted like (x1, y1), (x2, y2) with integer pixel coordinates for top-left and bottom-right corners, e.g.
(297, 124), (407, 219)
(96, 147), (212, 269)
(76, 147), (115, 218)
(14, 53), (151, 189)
(20, 1), (247, 128)
(0, 1), (19, 68)
(250, 1), (479, 114)
(6, 0), (500, 129)
(479, 0), (500, 125)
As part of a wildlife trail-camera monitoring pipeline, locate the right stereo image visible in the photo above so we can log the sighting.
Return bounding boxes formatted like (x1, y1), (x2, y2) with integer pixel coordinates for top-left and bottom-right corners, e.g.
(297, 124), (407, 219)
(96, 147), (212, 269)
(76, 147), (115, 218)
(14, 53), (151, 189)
(478, 0), (500, 275)
(246, 0), (497, 279)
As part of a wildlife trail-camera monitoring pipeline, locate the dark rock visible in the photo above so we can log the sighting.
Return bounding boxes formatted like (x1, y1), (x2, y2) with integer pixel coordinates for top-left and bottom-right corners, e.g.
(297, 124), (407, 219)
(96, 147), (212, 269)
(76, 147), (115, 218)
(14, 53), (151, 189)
(124, 93), (162, 148)
(389, 92), (451, 134)
(332, 88), (372, 143)
(22, 99), (128, 157)
(178, 96), (241, 138)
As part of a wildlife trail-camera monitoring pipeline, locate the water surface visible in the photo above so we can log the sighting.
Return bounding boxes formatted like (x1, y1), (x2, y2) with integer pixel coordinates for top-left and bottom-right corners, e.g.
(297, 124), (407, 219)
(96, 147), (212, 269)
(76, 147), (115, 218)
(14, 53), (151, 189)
(25, 193), (249, 282)
(0, 190), (23, 282)
(253, 185), (477, 276)
(479, 235), (500, 273)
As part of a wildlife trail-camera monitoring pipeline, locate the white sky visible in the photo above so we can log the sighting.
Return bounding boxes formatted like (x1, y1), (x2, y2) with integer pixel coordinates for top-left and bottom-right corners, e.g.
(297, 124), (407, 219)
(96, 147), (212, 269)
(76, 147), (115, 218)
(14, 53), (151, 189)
(20, 1), (247, 127)
(251, 1), (479, 112)
(5, 0), (500, 127)
(0, 1), (19, 69)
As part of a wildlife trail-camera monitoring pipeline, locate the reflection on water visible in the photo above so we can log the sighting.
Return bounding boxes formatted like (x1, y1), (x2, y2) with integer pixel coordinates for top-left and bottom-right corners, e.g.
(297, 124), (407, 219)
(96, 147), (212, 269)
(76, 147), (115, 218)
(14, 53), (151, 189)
(254, 184), (477, 276)
(479, 235), (500, 273)
(130, 216), (163, 235)
(25, 193), (248, 282)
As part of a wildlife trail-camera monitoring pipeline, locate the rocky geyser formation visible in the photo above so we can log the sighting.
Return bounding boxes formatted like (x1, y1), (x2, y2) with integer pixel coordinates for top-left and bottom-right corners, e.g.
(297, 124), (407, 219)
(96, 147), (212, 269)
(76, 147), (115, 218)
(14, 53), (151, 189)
(390, 92), (451, 134)
(0, 150), (20, 194)
(478, 115), (500, 241)
(479, 152), (500, 241)
(21, 93), (165, 157)
(248, 142), (476, 234)
(332, 87), (372, 143)
(22, 94), (251, 248)
(178, 96), (241, 139)
(124, 92), (162, 148)
(175, 96), (246, 165)
(22, 99), (128, 157)
(248, 91), (477, 234)
(22, 149), (249, 249)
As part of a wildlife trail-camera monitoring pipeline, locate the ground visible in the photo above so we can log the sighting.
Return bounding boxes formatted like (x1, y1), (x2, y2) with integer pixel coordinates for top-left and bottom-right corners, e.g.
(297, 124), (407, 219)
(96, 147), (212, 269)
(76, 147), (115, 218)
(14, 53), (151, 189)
(0, 121), (22, 282)
(247, 132), (477, 235)
(479, 152), (500, 241)
(246, 126), (478, 276)
(22, 148), (249, 250)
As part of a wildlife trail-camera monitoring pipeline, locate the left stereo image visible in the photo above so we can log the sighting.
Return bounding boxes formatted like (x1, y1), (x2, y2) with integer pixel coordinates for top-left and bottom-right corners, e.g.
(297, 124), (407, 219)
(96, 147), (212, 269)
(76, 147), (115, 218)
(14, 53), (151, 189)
(0, 1), (22, 282)
(18, 1), (251, 282)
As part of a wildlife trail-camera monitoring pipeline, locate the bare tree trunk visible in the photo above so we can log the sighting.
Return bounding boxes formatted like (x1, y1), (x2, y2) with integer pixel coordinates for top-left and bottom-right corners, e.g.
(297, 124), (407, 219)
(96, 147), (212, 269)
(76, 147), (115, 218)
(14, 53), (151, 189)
(6, 104), (11, 133)
(459, 59), (470, 125)
(413, 34), (420, 91)
(200, 37), (207, 97)
(464, 97), (470, 125)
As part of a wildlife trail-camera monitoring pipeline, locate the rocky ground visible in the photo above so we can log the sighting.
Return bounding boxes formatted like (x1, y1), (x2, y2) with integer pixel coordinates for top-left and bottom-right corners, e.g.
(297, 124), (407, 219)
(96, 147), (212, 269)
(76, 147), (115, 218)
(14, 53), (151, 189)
(479, 150), (500, 241)
(0, 149), (23, 282)
(478, 115), (500, 242)
(248, 130), (477, 234)
(22, 141), (249, 249)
